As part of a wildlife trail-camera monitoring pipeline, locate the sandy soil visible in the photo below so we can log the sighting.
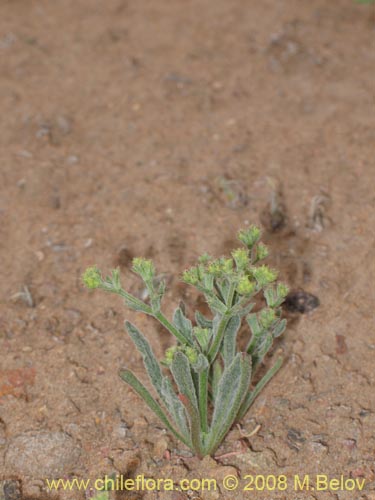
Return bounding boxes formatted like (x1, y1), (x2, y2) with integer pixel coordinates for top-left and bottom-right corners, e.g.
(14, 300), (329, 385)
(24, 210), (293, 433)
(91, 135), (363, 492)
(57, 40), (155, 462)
(0, 1), (374, 499)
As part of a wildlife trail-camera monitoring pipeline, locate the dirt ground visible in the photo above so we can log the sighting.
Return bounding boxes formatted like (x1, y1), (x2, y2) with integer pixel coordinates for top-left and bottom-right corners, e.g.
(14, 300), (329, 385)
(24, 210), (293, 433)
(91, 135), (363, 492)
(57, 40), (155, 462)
(1, 1), (374, 499)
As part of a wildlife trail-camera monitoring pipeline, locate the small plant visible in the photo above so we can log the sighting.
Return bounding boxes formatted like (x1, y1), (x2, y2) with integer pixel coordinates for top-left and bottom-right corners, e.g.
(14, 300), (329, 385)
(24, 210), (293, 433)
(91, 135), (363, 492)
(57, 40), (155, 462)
(83, 226), (288, 458)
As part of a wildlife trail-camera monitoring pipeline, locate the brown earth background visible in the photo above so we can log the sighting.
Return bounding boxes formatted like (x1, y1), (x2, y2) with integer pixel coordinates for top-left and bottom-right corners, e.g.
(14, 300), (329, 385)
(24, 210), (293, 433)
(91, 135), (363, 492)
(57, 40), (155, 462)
(0, 1), (375, 499)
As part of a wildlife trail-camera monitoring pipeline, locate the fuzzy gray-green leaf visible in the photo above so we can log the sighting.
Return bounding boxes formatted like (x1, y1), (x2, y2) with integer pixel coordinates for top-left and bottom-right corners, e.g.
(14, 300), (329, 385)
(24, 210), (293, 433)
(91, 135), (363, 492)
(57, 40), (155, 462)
(122, 295), (152, 314)
(190, 353), (209, 373)
(205, 353), (252, 455)
(125, 321), (163, 397)
(171, 352), (202, 455)
(246, 313), (265, 355)
(205, 293), (227, 315)
(252, 333), (273, 371)
(272, 318), (286, 338)
(246, 313), (262, 336)
(120, 369), (190, 446)
(222, 315), (241, 366)
(160, 377), (190, 440)
(170, 352), (199, 411)
(195, 311), (213, 329)
(211, 359), (222, 401)
(173, 307), (194, 344)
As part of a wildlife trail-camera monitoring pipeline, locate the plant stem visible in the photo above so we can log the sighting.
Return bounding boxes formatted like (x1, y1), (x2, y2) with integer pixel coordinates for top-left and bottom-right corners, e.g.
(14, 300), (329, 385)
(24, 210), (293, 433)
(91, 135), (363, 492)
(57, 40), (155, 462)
(154, 311), (191, 345)
(208, 313), (230, 362)
(120, 369), (191, 448)
(178, 394), (203, 458)
(199, 369), (209, 433)
(118, 288), (191, 346)
(226, 281), (236, 308)
(115, 288), (152, 314)
(207, 282), (236, 362)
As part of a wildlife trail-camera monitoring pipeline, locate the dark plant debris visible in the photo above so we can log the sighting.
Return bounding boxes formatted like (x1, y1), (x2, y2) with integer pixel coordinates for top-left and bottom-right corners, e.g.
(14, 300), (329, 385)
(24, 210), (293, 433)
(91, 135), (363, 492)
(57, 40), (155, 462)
(284, 290), (320, 314)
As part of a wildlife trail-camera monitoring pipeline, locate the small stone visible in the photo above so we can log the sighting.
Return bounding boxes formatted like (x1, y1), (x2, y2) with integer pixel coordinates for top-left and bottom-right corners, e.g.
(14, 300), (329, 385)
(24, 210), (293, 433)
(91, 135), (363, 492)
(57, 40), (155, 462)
(342, 438), (356, 450)
(0, 367), (36, 400)
(208, 465), (238, 483)
(83, 238), (93, 248)
(56, 115), (72, 135)
(201, 488), (220, 500)
(34, 250), (45, 262)
(132, 417), (148, 431)
(287, 428), (306, 451)
(112, 450), (140, 474)
(153, 436), (169, 457)
(212, 81), (223, 90)
(66, 155), (79, 165)
(5, 431), (81, 477)
(1, 480), (22, 500)
(336, 334), (348, 355)
(17, 150), (33, 159)
(244, 448), (277, 468)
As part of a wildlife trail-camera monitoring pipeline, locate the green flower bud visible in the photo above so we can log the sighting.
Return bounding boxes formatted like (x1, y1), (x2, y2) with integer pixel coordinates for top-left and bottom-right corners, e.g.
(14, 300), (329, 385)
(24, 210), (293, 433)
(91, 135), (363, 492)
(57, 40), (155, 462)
(256, 243), (269, 261)
(232, 248), (249, 270)
(207, 260), (222, 277)
(132, 258), (155, 281)
(164, 346), (178, 365)
(277, 282), (289, 299)
(184, 346), (199, 365)
(238, 225), (261, 249)
(207, 258), (233, 277)
(82, 266), (102, 289)
(221, 258), (233, 274)
(259, 308), (276, 329)
(198, 253), (212, 265)
(182, 266), (200, 285)
(253, 265), (278, 287)
(237, 276), (256, 296)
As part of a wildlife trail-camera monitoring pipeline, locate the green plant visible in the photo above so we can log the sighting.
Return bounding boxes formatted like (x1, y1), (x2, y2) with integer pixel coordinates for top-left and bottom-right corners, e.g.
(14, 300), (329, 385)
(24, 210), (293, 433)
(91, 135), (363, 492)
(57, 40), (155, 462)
(83, 226), (288, 458)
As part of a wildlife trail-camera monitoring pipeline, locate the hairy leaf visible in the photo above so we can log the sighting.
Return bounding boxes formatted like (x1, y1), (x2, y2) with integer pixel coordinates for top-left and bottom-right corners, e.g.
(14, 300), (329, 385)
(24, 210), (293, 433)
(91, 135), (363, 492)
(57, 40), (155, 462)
(161, 377), (190, 440)
(273, 318), (287, 338)
(171, 352), (202, 455)
(190, 353), (209, 373)
(205, 353), (252, 455)
(120, 369), (190, 446)
(222, 315), (241, 366)
(211, 359), (222, 402)
(195, 311), (213, 329)
(170, 352), (199, 411)
(125, 321), (163, 397)
(173, 307), (194, 344)
(252, 332), (273, 371)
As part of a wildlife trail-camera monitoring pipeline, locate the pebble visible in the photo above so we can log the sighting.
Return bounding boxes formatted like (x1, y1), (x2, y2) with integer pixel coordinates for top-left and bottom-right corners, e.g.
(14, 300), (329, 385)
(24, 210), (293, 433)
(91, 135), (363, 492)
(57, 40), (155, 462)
(0, 480), (22, 500)
(66, 155), (79, 165)
(56, 115), (72, 135)
(17, 150), (33, 159)
(207, 465), (238, 483)
(112, 450), (140, 474)
(153, 436), (169, 457)
(5, 431), (81, 477)
(34, 250), (45, 262)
